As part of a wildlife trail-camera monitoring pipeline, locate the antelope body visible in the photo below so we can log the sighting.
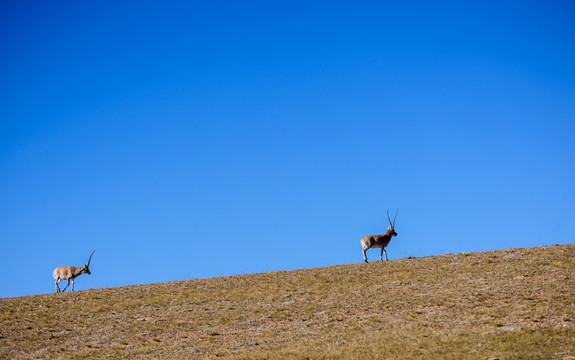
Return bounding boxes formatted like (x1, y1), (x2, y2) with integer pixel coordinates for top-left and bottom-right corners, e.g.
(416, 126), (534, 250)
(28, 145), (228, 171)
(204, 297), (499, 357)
(361, 209), (398, 263)
(53, 250), (94, 293)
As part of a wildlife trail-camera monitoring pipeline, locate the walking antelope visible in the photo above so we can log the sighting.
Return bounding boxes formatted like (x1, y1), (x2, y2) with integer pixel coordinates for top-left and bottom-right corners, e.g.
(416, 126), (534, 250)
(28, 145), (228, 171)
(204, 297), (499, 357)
(361, 209), (399, 263)
(53, 250), (95, 293)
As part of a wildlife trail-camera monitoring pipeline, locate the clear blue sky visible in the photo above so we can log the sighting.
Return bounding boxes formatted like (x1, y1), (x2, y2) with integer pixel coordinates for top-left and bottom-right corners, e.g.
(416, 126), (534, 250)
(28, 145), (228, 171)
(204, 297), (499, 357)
(1, 1), (574, 298)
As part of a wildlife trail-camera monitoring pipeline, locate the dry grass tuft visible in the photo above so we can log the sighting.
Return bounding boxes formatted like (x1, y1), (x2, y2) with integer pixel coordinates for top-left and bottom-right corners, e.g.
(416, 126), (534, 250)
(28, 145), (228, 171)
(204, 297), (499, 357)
(1, 244), (574, 359)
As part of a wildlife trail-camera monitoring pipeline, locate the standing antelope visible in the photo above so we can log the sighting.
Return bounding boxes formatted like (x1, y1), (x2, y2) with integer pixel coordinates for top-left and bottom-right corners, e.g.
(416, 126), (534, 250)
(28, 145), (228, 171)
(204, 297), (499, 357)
(361, 209), (399, 263)
(53, 250), (95, 293)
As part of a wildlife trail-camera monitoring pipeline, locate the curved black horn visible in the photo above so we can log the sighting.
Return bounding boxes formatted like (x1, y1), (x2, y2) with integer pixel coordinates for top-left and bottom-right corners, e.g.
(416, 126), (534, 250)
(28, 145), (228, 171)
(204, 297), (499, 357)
(386, 209), (392, 227)
(87, 250), (95, 267)
(393, 209), (399, 228)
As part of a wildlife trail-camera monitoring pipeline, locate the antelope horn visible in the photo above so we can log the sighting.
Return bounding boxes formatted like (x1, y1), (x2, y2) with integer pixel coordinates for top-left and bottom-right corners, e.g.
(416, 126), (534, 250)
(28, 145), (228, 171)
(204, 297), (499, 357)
(387, 209), (392, 227)
(87, 250), (95, 267)
(393, 209), (399, 228)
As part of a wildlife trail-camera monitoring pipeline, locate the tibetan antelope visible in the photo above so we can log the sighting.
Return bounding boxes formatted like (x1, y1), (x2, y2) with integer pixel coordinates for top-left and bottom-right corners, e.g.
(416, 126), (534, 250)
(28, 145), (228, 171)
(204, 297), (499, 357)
(53, 250), (95, 293)
(361, 209), (399, 263)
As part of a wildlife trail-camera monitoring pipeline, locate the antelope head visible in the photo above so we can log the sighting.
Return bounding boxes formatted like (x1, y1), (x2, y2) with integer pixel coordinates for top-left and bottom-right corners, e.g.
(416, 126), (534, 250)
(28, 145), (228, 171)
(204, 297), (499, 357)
(83, 250), (95, 275)
(386, 209), (399, 237)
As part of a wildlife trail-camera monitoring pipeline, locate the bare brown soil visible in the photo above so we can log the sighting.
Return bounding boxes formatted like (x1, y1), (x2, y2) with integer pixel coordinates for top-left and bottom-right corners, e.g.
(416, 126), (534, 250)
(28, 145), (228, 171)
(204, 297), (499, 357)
(1, 244), (574, 359)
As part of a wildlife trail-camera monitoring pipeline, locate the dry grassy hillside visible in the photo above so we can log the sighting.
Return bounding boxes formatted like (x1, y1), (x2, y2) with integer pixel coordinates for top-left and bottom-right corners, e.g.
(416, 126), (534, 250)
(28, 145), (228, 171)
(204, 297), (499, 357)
(1, 244), (574, 359)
